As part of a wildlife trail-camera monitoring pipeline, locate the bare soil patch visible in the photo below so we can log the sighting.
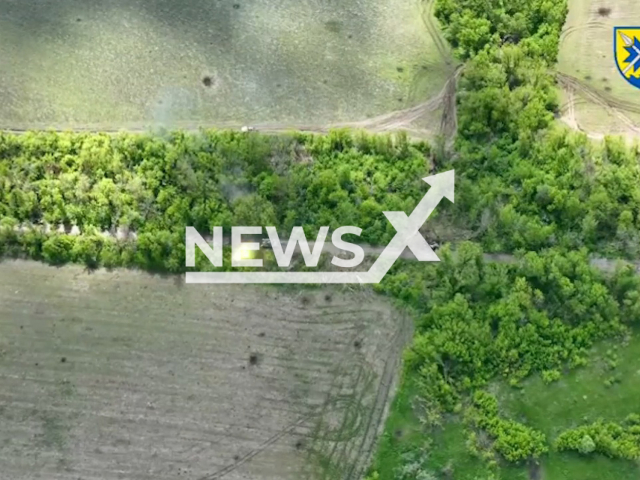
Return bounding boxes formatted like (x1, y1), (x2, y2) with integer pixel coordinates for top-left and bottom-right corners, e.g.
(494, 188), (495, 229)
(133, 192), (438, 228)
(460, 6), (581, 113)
(0, 260), (412, 480)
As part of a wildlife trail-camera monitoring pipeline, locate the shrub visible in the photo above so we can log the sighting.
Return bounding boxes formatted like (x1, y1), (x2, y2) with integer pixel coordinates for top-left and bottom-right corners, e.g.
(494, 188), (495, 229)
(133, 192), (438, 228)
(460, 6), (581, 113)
(542, 369), (561, 384)
(578, 435), (596, 455)
(556, 418), (640, 461)
(467, 391), (548, 463)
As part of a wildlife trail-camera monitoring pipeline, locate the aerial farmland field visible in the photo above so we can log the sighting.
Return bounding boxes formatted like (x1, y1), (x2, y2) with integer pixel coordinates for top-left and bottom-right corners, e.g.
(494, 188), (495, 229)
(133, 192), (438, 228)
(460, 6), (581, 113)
(0, 0), (455, 134)
(558, 0), (640, 137)
(0, 260), (412, 480)
(9, 0), (640, 479)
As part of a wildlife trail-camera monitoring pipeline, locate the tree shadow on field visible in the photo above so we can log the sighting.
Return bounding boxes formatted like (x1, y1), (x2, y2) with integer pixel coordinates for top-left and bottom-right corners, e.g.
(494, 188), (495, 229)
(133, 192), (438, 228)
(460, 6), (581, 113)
(2, 0), (400, 126)
(3, 0), (378, 87)
(2, 0), (235, 49)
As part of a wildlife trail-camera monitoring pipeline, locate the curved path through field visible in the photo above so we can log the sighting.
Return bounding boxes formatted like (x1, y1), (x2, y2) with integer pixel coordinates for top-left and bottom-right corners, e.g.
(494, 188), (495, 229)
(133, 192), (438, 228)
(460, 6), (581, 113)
(558, 72), (640, 139)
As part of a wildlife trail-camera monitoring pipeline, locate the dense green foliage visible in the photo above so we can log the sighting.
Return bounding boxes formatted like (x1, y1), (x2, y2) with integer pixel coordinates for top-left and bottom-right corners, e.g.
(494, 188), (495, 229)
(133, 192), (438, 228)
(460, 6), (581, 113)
(434, 0), (640, 259)
(466, 391), (547, 463)
(435, 0), (566, 60)
(0, 129), (431, 270)
(457, 123), (640, 256)
(369, 243), (640, 478)
(555, 415), (640, 461)
(376, 243), (640, 412)
(438, 0), (567, 146)
(370, 0), (640, 477)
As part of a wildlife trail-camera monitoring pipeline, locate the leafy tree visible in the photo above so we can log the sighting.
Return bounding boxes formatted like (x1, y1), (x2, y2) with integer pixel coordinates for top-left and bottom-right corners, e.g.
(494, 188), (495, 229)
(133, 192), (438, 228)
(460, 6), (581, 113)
(466, 391), (548, 462)
(42, 235), (75, 265)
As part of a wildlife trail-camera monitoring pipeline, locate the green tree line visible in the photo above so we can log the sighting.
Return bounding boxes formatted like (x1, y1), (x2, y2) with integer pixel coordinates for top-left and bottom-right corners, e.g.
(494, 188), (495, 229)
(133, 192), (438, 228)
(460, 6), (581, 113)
(0, 129), (431, 270)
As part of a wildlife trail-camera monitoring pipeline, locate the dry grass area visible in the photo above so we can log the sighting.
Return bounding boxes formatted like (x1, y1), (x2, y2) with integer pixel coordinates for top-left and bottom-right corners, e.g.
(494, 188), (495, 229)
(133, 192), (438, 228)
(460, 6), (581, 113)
(0, 260), (412, 480)
(0, 0), (455, 131)
(557, 0), (640, 138)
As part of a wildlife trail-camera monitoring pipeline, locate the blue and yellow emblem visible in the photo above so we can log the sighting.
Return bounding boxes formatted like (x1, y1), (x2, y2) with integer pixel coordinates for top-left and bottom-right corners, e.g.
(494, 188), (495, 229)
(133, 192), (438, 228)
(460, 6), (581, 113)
(615, 27), (640, 89)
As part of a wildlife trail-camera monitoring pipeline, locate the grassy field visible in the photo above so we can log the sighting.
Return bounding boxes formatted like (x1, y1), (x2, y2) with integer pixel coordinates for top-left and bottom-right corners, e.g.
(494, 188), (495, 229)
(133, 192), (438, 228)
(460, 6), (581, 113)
(370, 379), (529, 480)
(0, 0), (455, 130)
(0, 260), (412, 480)
(371, 380), (505, 480)
(497, 332), (640, 480)
(371, 331), (640, 480)
(557, 0), (640, 137)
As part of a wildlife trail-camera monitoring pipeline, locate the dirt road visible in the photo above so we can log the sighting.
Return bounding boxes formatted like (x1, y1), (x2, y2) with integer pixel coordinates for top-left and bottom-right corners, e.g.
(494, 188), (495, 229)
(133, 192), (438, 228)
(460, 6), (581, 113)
(11, 222), (639, 274)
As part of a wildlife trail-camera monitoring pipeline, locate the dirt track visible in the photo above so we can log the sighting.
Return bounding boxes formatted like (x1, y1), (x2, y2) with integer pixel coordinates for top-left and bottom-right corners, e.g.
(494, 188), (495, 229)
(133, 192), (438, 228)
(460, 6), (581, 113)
(421, 0), (453, 67)
(557, 72), (640, 138)
(10, 221), (638, 273)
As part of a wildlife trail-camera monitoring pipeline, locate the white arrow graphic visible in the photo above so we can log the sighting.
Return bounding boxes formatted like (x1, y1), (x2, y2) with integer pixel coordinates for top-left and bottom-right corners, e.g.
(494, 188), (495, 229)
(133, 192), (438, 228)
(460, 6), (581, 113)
(185, 170), (454, 284)
(620, 32), (640, 75)
(366, 169), (454, 283)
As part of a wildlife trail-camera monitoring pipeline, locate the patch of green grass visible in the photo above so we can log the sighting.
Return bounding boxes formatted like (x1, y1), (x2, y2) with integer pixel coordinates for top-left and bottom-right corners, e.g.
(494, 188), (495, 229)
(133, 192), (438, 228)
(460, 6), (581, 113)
(497, 332), (640, 480)
(371, 378), (520, 479)
(37, 412), (67, 450)
(373, 333), (640, 480)
(57, 379), (76, 398)
(541, 454), (639, 480)
(371, 379), (425, 478)
(423, 421), (524, 480)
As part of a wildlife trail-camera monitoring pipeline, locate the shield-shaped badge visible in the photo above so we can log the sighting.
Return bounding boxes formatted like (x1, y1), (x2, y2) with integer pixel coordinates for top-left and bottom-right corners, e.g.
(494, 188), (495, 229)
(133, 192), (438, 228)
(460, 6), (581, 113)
(615, 27), (640, 89)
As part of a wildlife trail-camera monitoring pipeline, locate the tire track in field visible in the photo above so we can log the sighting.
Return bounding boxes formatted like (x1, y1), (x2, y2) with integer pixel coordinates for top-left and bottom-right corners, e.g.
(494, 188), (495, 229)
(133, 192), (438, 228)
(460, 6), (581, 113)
(343, 316), (413, 480)
(561, 83), (579, 131)
(288, 302), (404, 480)
(304, 305), (413, 480)
(402, 0), (453, 110)
(439, 64), (459, 138)
(305, 304), (367, 480)
(421, 0), (452, 66)
(1, 264), (407, 480)
(321, 321), (383, 479)
(557, 72), (640, 137)
(558, 73), (640, 116)
(196, 415), (312, 480)
(559, 21), (607, 44)
(333, 372), (374, 477)
(194, 301), (395, 480)
(318, 366), (368, 478)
